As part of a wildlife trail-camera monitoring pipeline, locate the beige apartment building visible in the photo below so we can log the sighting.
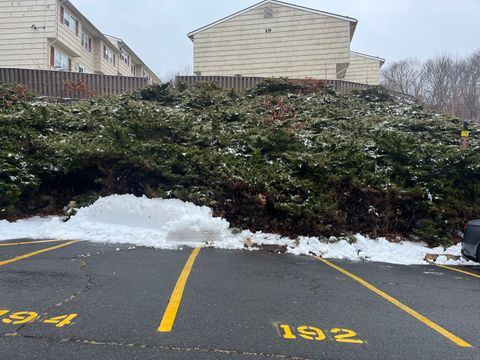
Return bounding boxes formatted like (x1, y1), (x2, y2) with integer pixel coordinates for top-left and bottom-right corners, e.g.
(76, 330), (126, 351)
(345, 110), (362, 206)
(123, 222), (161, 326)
(0, 0), (160, 83)
(188, 0), (384, 85)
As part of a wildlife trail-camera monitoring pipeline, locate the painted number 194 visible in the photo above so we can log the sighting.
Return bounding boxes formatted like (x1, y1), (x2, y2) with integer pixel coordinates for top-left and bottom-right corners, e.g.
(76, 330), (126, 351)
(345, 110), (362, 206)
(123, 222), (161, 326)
(0, 309), (77, 327)
(278, 324), (364, 344)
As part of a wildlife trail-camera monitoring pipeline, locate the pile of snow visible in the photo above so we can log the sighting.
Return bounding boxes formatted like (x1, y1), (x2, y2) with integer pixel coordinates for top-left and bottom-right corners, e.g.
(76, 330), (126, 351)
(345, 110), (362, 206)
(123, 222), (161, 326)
(0, 196), (239, 250)
(0, 194), (475, 266)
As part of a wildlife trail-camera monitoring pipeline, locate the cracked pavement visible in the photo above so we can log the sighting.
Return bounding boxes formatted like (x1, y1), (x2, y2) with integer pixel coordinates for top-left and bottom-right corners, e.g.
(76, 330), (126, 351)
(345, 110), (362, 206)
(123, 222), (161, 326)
(0, 240), (479, 359)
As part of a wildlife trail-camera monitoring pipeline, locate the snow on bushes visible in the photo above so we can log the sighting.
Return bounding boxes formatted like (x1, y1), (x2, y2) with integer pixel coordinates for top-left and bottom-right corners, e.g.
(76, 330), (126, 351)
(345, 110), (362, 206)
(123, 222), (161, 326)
(0, 80), (479, 245)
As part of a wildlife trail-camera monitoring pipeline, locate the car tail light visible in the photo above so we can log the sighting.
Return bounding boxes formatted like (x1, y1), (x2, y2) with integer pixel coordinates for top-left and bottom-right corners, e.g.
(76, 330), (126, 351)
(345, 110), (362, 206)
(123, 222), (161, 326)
(464, 223), (468, 233)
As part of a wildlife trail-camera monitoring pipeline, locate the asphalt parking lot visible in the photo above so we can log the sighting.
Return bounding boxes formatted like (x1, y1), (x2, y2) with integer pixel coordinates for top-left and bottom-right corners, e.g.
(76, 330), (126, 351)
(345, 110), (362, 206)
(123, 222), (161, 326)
(0, 239), (479, 359)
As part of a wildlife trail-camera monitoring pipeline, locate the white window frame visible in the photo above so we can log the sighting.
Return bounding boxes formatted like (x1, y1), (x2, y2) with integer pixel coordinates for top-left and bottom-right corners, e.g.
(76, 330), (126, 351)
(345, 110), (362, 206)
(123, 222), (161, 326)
(54, 48), (69, 71)
(143, 70), (150, 80)
(120, 48), (129, 65)
(104, 46), (114, 64)
(81, 32), (91, 52)
(63, 9), (77, 34)
(131, 64), (137, 76)
(76, 63), (88, 73)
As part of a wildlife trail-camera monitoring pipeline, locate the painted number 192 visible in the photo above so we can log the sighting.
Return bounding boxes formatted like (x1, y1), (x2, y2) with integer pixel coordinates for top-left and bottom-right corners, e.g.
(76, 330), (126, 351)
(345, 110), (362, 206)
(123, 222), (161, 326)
(278, 324), (364, 344)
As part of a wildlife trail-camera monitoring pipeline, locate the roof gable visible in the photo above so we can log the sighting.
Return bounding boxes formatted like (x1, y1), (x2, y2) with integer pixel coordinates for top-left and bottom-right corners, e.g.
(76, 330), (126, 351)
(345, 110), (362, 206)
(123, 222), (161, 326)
(187, 0), (357, 39)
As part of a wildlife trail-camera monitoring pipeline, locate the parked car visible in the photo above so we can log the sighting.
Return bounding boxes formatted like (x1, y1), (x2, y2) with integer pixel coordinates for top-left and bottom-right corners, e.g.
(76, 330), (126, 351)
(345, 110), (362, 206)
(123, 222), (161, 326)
(462, 219), (480, 262)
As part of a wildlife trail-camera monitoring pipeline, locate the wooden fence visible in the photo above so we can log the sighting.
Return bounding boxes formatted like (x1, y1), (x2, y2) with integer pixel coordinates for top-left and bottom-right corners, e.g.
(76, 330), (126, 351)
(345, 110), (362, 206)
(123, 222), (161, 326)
(0, 69), (372, 98)
(0, 67), (149, 98)
(323, 80), (371, 94)
(175, 75), (371, 94)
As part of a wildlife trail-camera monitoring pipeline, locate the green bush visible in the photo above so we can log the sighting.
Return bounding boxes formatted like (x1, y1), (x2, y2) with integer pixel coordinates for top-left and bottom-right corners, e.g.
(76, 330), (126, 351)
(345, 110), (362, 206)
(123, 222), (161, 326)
(0, 83), (35, 109)
(0, 79), (478, 245)
(133, 83), (179, 105)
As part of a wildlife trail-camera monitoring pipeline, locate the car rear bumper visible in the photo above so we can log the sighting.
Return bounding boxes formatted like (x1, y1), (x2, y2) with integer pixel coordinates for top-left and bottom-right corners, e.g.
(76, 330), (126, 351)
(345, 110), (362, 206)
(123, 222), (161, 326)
(461, 248), (478, 262)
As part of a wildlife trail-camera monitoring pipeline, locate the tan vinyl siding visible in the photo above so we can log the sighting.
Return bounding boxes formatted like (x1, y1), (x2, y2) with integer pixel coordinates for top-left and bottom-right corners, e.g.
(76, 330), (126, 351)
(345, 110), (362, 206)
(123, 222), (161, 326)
(0, 0), (57, 69)
(130, 62), (141, 77)
(117, 48), (131, 76)
(56, 4), (94, 73)
(100, 41), (118, 75)
(93, 39), (116, 75)
(0, 0), (159, 82)
(344, 53), (382, 85)
(99, 40), (118, 75)
(192, 3), (351, 79)
(77, 28), (94, 72)
(105, 37), (125, 75)
(93, 38), (102, 73)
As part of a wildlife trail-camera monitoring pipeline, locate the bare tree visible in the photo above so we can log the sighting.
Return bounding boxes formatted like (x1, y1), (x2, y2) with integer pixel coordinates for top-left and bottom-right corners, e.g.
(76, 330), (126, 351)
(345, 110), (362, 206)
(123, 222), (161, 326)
(161, 65), (193, 83)
(381, 58), (424, 97)
(462, 51), (480, 120)
(381, 50), (480, 121)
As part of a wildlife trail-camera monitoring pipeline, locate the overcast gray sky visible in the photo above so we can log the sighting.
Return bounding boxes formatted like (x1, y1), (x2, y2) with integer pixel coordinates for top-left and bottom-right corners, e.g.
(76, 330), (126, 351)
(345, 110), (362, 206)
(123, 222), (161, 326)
(75, 0), (480, 80)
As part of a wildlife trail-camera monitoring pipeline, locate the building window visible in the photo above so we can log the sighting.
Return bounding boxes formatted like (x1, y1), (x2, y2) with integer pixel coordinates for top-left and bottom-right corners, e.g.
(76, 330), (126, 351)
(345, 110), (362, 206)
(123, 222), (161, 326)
(143, 70), (150, 80)
(53, 48), (70, 71)
(81, 32), (92, 52)
(103, 45), (114, 64)
(76, 63), (88, 73)
(120, 48), (129, 65)
(131, 64), (136, 76)
(61, 7), (78, 35)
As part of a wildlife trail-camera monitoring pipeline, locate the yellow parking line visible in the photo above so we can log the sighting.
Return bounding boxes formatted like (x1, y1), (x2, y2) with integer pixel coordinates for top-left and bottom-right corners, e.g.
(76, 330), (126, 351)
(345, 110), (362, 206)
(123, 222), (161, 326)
(158, 247), (201, 333)
(315, 257), (472, 348)
(0, 241), (79, 267)
(0, 239), (66, 247)
(434, 264), (480, 280)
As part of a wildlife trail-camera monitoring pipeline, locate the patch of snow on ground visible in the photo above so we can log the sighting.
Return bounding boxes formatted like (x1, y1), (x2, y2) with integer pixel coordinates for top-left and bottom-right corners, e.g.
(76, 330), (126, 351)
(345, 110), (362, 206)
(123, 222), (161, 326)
(289, 235), (473, 265)
(0, 194), (476, 266)
(0, 216), (52, 240)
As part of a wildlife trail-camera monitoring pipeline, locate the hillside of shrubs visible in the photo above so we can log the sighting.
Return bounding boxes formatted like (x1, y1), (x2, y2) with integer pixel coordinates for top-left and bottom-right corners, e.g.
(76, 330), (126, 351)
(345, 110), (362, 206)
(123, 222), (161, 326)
(1, 80), (479, 245)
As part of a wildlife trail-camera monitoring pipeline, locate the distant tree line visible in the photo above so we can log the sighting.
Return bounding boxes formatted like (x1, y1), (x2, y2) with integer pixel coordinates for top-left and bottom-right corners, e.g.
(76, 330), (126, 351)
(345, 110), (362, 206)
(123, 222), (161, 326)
(162, 65), (193, 83)
(381, 50), (480, 121)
